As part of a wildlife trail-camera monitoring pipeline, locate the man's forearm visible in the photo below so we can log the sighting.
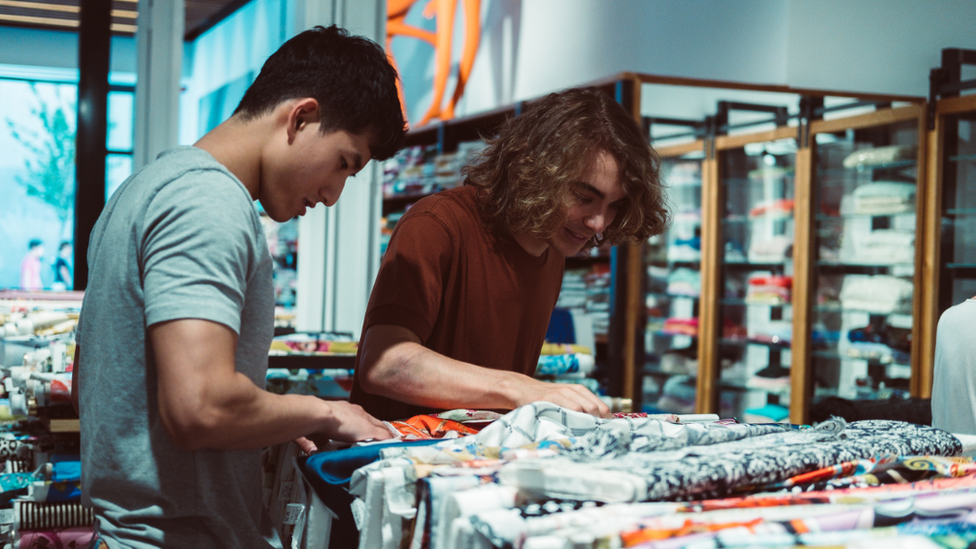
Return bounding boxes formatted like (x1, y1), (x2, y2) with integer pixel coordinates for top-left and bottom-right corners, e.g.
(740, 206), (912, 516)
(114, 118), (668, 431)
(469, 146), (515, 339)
(166, 375), (337, 451)
(360, 338), (528, 410)
(358, 325), (610, 417)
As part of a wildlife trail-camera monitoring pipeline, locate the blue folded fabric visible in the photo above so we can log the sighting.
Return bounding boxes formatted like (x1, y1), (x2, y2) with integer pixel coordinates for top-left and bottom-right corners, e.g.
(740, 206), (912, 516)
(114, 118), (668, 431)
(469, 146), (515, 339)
(52, 461), (81, 483)
(304, 439), (443, 487)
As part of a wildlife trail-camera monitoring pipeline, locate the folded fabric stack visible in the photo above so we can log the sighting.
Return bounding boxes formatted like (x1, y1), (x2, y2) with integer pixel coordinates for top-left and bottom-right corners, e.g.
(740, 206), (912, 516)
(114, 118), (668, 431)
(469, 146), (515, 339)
(665, 268), (700, 297)
(269, 335), (358, 355)
(748, 198), (794, 219)
(849, 228), (915, 265)
(747, 235), (792, 263)
(851, 181), (916, 215)
(840, 275), (914, 314)
(662, 318), (698, 337)
(744, 274), (791, 304)
(535, 347), (599, 394)
(306, 402), (976, 549)
(266, 368), (354, 398)
(584, 265), (611, 335)
(668, 235), (701, 262)
(847, 323), (912, 365)
(843, 145), (917, 169)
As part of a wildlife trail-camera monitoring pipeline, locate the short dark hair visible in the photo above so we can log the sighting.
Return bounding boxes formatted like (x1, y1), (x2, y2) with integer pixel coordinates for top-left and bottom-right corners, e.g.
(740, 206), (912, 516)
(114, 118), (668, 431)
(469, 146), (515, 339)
(234, 25), (405, 160)
(464, 87), (670, 247)
(28, 239), (42, 250)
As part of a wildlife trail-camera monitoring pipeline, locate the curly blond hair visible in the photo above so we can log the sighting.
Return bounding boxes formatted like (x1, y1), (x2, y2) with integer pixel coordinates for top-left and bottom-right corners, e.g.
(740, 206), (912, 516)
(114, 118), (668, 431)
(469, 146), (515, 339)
(463, 87), (669, 248)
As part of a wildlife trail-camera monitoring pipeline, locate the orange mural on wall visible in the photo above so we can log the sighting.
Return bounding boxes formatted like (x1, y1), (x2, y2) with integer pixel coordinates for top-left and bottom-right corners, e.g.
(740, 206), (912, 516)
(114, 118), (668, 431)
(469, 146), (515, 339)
(387, 0), (481, 127)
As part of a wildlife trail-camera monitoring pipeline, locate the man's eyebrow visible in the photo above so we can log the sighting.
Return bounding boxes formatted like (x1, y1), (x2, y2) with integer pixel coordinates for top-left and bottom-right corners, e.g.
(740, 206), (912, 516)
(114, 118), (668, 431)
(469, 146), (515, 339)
(350, 152), (364, 172)
(574, 181), (605, 199)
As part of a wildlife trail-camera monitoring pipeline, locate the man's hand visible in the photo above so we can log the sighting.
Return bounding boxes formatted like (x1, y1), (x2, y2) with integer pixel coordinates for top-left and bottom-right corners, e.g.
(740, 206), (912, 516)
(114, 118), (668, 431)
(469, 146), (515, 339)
(513, 379), (612, 418)
(323, 401), (393, 443)
(293, 401), (392, 454)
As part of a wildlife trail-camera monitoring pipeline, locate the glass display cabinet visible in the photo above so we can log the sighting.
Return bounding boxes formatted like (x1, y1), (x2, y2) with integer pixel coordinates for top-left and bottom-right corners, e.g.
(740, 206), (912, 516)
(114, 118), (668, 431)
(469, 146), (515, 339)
(715, 127), (798, 422)
(804, 106), (924, 415)
(920, 48), (976, 391)
(643, 142), (705, 413)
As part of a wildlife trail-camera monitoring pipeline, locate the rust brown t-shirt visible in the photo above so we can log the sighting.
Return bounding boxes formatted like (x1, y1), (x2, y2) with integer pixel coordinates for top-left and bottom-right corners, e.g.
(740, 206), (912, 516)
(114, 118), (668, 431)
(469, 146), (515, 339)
(350, 185), (565, 420)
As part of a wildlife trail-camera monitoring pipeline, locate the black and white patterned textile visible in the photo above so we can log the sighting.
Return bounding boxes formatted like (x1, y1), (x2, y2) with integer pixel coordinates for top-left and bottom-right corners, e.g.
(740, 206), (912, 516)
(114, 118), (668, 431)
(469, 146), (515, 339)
(475, 402), (791, 452)
(498, 419), (962, 502)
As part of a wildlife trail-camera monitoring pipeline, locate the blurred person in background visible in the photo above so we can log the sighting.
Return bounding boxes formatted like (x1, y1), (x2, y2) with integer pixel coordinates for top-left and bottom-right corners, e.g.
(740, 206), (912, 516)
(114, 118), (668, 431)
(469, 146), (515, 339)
(51, 241), (72, 291)
(19, 239), (43, 290)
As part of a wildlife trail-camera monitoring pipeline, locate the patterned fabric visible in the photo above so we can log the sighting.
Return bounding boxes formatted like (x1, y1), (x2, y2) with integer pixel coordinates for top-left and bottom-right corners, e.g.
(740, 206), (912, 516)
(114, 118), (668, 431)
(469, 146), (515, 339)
(387, 415), (480, 440)
(747, 455), (976, 493)
(474, 402), (790, 450)
(498, 419), (962, 502)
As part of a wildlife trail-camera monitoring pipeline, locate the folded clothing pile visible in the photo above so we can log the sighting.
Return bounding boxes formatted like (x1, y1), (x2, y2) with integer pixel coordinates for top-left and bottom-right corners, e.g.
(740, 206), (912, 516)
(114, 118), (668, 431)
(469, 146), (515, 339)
(849, 228), (915, 265)
(840, 274), (913, 314)
(666, 267), (700, 297)
(851, 181), (916, 215)
(843, 145), (917, 169)
(745, 274), (791, 304)
(747, 235), (792, 263)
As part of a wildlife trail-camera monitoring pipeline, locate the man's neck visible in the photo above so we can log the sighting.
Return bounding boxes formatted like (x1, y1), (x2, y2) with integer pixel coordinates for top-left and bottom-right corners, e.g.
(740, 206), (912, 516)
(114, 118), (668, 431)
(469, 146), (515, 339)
(194, 116), (267, 201)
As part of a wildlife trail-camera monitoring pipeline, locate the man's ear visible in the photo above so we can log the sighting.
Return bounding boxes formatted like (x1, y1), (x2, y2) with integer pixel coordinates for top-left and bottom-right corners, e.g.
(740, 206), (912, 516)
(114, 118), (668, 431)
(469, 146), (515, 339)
(285, 98), (321, 143)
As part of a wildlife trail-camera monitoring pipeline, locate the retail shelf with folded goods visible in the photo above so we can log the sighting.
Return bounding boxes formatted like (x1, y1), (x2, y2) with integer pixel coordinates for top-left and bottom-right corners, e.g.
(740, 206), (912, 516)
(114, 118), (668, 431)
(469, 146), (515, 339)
(637, 74), (932, 425)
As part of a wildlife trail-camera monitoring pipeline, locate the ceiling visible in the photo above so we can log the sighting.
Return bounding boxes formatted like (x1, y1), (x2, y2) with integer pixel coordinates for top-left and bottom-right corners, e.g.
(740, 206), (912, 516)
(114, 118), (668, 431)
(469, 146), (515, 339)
(0, 0), (248, 39)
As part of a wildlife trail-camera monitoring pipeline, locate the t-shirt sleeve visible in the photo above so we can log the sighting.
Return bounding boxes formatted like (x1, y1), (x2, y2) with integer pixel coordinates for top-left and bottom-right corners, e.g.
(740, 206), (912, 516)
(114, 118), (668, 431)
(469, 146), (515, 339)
(365, 212), (454, 343)
(141, 171), (258, 334)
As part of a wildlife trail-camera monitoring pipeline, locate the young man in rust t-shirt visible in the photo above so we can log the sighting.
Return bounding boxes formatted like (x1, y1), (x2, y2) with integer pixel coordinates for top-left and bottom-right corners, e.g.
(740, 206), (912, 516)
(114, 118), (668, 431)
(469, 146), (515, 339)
(350, 88), (670, 421)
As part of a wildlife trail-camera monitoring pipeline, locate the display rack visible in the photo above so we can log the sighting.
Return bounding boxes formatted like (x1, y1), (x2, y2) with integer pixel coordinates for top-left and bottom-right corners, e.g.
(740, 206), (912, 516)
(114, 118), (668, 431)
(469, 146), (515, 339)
(633, 74), (927, 424)
(920, 47), (976, 386)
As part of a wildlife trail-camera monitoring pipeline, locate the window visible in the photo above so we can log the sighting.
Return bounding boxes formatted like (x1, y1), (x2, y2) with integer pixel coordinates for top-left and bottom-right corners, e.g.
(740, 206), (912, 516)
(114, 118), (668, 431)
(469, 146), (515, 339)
(0, 74), (134, 290)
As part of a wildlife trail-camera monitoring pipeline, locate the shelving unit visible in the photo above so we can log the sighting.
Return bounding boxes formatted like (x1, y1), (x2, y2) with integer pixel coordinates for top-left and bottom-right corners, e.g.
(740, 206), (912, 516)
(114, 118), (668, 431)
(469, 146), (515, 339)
(919, 48), (976, 383)
(634, 73), (928, 424)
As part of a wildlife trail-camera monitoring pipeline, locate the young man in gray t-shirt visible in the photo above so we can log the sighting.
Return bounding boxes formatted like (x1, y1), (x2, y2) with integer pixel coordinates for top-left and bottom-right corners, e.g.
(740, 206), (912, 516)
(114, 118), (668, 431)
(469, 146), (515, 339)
(72, 26), (405, 549)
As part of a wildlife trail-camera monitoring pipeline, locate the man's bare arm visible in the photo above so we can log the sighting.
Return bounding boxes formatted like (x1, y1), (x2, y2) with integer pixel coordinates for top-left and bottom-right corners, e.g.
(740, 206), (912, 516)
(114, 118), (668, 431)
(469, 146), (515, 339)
(151, 318), (391, 451)
(358, 324), (610, 417)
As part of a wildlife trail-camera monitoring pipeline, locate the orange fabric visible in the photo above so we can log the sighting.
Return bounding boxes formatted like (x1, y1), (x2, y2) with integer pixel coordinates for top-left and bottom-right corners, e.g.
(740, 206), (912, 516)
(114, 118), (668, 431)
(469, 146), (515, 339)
(389, 414), (479, 439)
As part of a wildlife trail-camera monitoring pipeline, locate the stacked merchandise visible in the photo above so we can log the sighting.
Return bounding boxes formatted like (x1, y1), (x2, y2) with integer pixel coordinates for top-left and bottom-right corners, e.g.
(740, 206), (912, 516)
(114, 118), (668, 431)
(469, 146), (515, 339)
(300, 402), (976, 549)
(583, 264), (611, 337)
(0, 293), (91, 547)
(266, 333), (359, 399)
(381, 141), (489, 255)
(534, 343), (607, 407)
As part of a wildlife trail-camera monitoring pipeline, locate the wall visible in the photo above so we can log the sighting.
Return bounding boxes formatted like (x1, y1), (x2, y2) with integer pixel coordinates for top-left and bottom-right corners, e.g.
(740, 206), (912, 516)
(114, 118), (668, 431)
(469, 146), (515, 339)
(785, 0), (976, 97)
(395, 0), (976, 128)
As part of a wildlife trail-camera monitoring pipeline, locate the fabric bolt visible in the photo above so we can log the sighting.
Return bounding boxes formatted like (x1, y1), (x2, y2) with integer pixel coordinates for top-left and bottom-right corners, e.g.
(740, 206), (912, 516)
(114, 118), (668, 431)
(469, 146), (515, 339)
(535, 354), (595, 376)
(351, 186), (565, 421)
(498, 419), (961, 502)
(411, 475), (482, 549)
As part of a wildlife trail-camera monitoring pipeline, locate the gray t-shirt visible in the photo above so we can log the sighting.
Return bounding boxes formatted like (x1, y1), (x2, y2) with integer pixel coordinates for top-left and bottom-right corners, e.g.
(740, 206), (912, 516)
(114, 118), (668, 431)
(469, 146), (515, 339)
(76, 146), (277, 548)
(932, 299), (976, 436)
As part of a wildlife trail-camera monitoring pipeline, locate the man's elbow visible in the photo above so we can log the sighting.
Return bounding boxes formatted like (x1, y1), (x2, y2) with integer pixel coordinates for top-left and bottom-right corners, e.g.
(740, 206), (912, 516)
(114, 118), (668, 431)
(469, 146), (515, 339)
(358, 351), (406, 398)
(159, 404), (223, 451)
